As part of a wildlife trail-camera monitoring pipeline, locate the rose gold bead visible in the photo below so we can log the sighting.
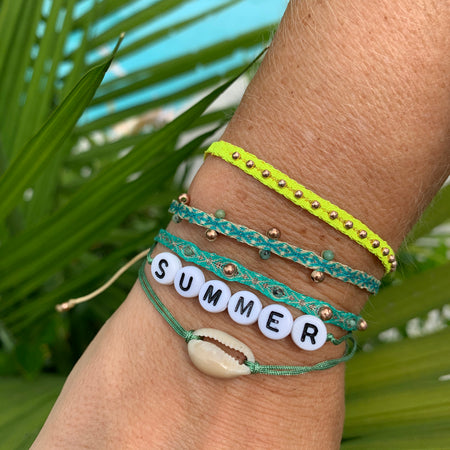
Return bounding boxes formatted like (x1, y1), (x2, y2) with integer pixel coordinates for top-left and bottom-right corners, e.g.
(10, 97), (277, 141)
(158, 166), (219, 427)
(311, 270), (325, 283)
(329, 211), (338, 220)
(267, 227), (281, 240)
(311, 200), (320, 209)
(390, 260), (398, 271)
(262, 169), (270, 178)
(372, 240), (380, 248)
(382, 248), (390, 256)
(246, 160), (255, 168)
(223, 263), (237, 277)
(357, 318), (368, 331)
(178, 193), (190, 204)
(205, 229), (218, 241)
(278, 179), (287, 188)
(319, 306), (333, 321)
(294, 190), (303, 199)
(388, 255), (396, 263)
(232, 152), (240, 160)
(344, 220), (353, 229)
(359, 230), (368, 239)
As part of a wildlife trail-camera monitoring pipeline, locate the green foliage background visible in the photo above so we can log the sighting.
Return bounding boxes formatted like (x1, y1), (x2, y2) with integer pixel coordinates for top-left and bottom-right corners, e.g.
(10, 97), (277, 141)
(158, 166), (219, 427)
(0, 1), (449, 448)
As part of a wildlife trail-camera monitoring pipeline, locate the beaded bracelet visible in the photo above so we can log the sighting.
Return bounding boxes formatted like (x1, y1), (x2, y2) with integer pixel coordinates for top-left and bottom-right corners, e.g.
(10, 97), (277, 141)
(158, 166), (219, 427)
(205, 141), (396, 274)
(154, 229), (365, 331)
(169, 200), (380, 294)
(139, 262), (356, 377)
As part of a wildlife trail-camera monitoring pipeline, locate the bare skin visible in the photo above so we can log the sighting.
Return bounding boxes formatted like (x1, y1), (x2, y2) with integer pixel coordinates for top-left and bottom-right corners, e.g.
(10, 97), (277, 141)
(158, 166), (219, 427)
(33, 0), (449, 448)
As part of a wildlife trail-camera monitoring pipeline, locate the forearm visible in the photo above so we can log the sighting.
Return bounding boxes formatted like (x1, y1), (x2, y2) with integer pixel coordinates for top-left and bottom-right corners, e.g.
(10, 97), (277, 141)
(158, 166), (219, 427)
(34, 1), (449, 449)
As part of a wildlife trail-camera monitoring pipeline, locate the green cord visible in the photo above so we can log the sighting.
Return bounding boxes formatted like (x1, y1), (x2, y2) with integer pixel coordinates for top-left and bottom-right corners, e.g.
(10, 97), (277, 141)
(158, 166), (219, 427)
(139, 260), (356, 376)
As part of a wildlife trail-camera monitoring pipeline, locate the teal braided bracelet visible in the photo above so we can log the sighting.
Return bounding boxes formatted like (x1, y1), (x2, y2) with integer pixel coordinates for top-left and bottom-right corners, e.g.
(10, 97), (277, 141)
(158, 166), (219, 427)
(139, 262), (356, 377)
(169, 200), (380, 294)
(154, 229), (364, 332)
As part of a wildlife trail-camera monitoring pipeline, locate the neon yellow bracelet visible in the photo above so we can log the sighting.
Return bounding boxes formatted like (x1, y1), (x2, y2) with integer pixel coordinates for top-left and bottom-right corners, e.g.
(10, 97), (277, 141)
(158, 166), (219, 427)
(205, 141), (396, 274)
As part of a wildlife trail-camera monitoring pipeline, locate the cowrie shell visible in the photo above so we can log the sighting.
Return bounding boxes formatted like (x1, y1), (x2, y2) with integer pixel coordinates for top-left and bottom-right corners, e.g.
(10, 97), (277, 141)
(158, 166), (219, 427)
(187, 328), (255, 378)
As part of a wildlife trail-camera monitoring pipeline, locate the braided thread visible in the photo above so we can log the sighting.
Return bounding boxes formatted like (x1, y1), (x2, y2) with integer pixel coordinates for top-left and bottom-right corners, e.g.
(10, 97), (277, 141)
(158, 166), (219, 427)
(155, 229), (361, 331)
(169, 200), (380, 294)
(205, 141), (395, 274)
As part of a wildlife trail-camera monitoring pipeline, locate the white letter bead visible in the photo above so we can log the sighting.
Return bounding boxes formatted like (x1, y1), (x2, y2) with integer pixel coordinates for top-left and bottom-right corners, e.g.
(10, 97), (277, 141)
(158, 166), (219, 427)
(174, 266), (205, 298)
(291, 315), (327, 351)
(151, 252), (182, 285)
(198, 280), (231, 313)
(228, 291), (262, 325)
(258, 304), (293, 340)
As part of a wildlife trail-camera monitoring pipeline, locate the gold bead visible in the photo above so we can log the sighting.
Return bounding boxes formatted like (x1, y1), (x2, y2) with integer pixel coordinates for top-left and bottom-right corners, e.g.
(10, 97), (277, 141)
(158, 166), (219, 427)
(178, 193), (190, 204)
(232, 152), (240, 160)
(267, 227), (281, 239)
(359, 230), (367, 239)
(329, 211), (338, 220)
(223, 263), (237, 277)
(390, 260), (398, 271)
(278, 179), (287, 188)
(319, 306), (333, 321)
(246, 160), (255, 168)
(294, 190), (303, 198)
(311, 270), (325, 283)
(357, 318), (368, 331)
(344, 220), (353, 229)
(388, 255), (396, 263)
(372, 240), (380, 248)
(311, 200), (320, 209)
(382, 248), (390, 256)
(205, 229), (218, 241)
(262, 169), (270, 178)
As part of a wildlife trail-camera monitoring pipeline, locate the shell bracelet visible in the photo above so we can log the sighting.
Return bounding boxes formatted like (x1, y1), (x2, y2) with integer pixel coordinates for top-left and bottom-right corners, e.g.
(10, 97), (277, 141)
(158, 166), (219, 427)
(139, 261), (356, 378)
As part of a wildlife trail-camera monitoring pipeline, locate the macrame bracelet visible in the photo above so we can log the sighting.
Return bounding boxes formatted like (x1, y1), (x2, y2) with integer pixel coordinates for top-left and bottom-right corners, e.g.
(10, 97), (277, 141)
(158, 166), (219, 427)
(139, 262), (356, 377)
(154, 229), (365, 331)
(169, 200), (380, 294)
(205, 141), (396, 274)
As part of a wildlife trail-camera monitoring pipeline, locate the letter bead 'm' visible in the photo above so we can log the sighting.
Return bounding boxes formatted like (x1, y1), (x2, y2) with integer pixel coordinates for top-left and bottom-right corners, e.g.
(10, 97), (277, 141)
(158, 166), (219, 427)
(258, 304), (293, 340)
(151, 252), (182, 285)
(228, 291), (262, 325)
(198, 280), (231, 313)
(291, 315), (327, 351)
(174, 266), (205, 298)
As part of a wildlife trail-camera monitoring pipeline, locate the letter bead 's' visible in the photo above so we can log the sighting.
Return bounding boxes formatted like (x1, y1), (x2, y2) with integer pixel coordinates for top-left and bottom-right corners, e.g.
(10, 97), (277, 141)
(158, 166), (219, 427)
(151, 252), (182, 285)
(198, 280), (231, 313)
(187, 328), (255, 378)
(291, 315), (327, 351)
(258, 304), (293, 340)
(174, 266), (205, 298)
(228, 291), (262, 325)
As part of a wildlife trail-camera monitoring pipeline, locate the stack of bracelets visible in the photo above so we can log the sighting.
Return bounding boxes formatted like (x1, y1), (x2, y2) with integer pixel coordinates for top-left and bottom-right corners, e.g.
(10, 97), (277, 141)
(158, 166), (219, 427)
(139, 140), (397, 378)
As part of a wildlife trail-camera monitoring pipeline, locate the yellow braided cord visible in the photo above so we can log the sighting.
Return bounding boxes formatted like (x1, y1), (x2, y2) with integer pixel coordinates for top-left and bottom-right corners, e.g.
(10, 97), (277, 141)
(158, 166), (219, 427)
(205, 141), (395, 274)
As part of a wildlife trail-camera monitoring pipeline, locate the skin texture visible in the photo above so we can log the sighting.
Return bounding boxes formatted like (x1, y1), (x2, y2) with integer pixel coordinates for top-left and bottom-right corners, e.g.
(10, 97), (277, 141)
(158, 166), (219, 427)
(33, 0), (449, 448)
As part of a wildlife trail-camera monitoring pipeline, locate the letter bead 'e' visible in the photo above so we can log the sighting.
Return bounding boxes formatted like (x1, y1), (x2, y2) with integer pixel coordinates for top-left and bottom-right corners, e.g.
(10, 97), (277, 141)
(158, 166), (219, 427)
(228, 291), (262, 325)
(151, 252), (182, 285)
(258, 304), (293, 340)
(174, 266), (205, 298)
(198, 280), (231, 313)
(291, 315), (327, 351)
